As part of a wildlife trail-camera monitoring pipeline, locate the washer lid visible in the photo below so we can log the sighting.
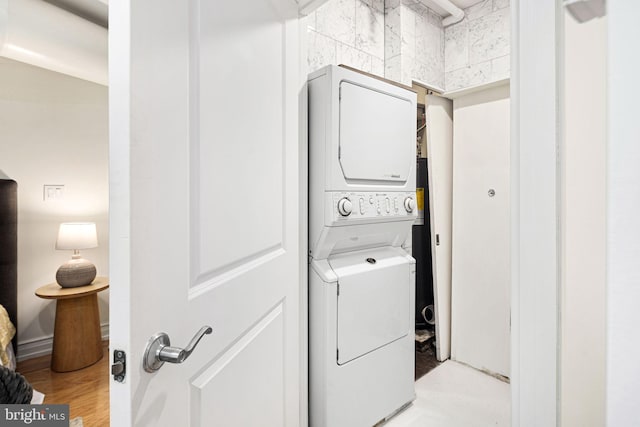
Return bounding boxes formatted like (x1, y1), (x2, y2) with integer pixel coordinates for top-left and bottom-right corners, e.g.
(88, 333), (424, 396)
(329, 248), (412, 365)
(338, 81), (414, 184)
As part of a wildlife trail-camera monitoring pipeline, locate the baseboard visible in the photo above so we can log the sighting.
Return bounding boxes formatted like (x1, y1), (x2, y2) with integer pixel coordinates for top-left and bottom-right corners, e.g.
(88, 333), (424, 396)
(16, 323), (109, 362)
(16, 337), (53, 362)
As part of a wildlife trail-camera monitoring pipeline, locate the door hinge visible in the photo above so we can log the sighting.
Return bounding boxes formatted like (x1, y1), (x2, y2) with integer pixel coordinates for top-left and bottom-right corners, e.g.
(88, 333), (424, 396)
(337, 283), (340, 296)
(112, 350), (126, 383)
(336, 349), (339, 360)
(436, 234), (440, 246)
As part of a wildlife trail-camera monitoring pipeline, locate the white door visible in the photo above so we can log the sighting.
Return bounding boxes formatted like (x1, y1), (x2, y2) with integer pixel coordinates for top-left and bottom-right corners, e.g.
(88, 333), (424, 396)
(109, 1), (303, 426)
(450, 84), (510, 377)
(425, 94), (453, 361)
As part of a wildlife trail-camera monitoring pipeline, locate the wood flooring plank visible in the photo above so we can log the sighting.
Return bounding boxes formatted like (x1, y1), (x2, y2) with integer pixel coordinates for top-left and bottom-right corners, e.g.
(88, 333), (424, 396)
(17, 341), (110, 427)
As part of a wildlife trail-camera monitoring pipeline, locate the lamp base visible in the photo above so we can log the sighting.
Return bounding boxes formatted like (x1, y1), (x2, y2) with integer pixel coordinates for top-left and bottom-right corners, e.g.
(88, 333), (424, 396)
(56, 258), (97, 288)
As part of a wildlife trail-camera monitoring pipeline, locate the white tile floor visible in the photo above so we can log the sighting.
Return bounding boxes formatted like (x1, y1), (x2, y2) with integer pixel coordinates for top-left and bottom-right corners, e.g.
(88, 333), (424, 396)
(384, 360), (510, 427)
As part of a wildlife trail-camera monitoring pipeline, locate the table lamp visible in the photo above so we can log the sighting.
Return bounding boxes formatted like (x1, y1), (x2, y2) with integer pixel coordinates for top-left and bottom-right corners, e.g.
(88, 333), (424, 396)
(55, 222), (98, 288)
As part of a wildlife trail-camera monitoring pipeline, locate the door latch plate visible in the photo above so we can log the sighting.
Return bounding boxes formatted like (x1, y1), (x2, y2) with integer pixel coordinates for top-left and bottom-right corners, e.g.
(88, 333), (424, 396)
(112, 350), (126, 382)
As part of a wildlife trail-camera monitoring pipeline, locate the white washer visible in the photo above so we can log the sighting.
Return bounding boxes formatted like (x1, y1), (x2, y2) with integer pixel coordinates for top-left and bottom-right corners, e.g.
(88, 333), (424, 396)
(308, 65), (417, 427)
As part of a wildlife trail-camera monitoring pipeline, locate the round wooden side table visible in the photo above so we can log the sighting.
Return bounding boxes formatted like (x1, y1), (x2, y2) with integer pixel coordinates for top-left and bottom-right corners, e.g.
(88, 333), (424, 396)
(35, 277), (109, 372)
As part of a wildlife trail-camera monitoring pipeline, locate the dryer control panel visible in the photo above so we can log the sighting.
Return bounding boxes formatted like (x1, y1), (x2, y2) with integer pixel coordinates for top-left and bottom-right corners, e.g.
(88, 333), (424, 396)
(327, 191), (417, 223)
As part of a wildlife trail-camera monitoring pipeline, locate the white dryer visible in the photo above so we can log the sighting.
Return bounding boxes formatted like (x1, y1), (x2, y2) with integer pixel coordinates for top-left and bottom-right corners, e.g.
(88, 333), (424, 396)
(308, 65), (417, 427)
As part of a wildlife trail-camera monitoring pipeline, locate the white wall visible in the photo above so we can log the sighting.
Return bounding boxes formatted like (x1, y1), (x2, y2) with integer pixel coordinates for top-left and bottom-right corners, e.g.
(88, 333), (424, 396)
(0, 57), (109, 359)
(560, 12), (606, 427)
(606, 1), (640, 425)
(444, 0), (510, 91)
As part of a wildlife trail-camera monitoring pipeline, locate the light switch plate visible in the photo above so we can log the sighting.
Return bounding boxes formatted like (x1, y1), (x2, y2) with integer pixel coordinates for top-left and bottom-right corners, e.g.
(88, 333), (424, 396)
(43, 185), (64, 201)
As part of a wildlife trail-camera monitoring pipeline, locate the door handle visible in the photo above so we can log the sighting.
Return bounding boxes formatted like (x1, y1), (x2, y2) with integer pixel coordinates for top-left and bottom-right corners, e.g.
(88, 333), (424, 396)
(143, 326), (213, 373)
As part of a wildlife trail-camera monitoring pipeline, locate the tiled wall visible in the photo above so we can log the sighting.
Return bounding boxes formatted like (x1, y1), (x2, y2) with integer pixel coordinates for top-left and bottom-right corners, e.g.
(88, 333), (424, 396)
(444, 0), (510, 91)
(307, 0), (386, 77)
(385, 0), (444, 88)
(307, 0), (510, 92)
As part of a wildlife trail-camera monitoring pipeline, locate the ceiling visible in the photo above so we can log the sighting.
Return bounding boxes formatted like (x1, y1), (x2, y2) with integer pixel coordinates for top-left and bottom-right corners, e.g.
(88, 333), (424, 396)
(417, 0), (487, 16)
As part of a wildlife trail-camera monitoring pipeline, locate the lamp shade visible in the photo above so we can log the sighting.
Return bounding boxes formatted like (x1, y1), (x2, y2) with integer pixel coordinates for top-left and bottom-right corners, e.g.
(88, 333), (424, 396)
(55, 223), (98, 250)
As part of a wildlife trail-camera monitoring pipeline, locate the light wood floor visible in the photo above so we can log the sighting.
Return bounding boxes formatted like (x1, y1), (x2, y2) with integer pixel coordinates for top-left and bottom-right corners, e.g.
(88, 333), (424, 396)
(17, 341), (110, 427)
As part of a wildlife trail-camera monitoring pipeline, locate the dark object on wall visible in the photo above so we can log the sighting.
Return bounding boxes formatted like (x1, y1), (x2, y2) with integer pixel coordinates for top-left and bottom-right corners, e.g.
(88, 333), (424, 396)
(0, 171), (18, 354)
(413, 158), (434, 329)
(0, 366), (32, 404)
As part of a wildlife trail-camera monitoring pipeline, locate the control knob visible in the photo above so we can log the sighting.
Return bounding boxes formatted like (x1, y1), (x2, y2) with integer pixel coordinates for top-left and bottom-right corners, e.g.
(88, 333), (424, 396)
(338, 198), (353, 216)
(404, 197), (416, 213)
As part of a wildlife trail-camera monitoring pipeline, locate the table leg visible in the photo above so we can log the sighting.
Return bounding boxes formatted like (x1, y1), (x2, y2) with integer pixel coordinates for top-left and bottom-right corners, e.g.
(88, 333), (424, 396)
(51, 294), (103, 372)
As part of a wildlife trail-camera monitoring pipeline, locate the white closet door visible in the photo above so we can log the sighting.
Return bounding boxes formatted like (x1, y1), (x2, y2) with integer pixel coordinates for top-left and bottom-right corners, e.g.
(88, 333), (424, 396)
(450, 84), (510, 377)
(425, 95), (453, 361)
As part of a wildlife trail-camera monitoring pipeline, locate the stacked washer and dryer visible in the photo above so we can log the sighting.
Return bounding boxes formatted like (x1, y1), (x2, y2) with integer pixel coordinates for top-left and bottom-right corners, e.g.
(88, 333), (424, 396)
(308, 65), (418, 426)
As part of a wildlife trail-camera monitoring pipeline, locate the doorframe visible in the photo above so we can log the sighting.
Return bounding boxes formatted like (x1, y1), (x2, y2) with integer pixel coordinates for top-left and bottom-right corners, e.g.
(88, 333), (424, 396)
(104, 0), (566, 424)
(510, 0), (561, 425)
(107, 0), (132, 424)
(298, 14), (310, 427)
(298, 0), (564, 425)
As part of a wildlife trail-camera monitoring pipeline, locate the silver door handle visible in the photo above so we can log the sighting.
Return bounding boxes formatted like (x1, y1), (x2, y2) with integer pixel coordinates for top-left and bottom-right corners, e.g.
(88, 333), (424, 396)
(143, 326), (212, 373)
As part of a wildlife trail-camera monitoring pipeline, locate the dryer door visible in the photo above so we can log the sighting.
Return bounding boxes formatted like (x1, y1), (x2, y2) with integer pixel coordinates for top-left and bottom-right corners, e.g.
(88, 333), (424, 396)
(329, 248), (413, 365)
(339, 81), (414, 184)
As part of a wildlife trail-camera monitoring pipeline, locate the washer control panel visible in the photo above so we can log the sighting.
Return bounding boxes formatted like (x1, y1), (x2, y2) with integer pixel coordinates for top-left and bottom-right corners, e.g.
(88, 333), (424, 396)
(329, 192), (417, 222)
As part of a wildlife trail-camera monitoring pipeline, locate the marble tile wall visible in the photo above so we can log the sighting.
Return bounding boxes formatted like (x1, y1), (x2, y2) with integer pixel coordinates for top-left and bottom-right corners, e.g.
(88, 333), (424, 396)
(307, 0), (510, 92)
(307, 0), (386, 77)
(444, 0), (510, 91)
(385, 0), (445, 88)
